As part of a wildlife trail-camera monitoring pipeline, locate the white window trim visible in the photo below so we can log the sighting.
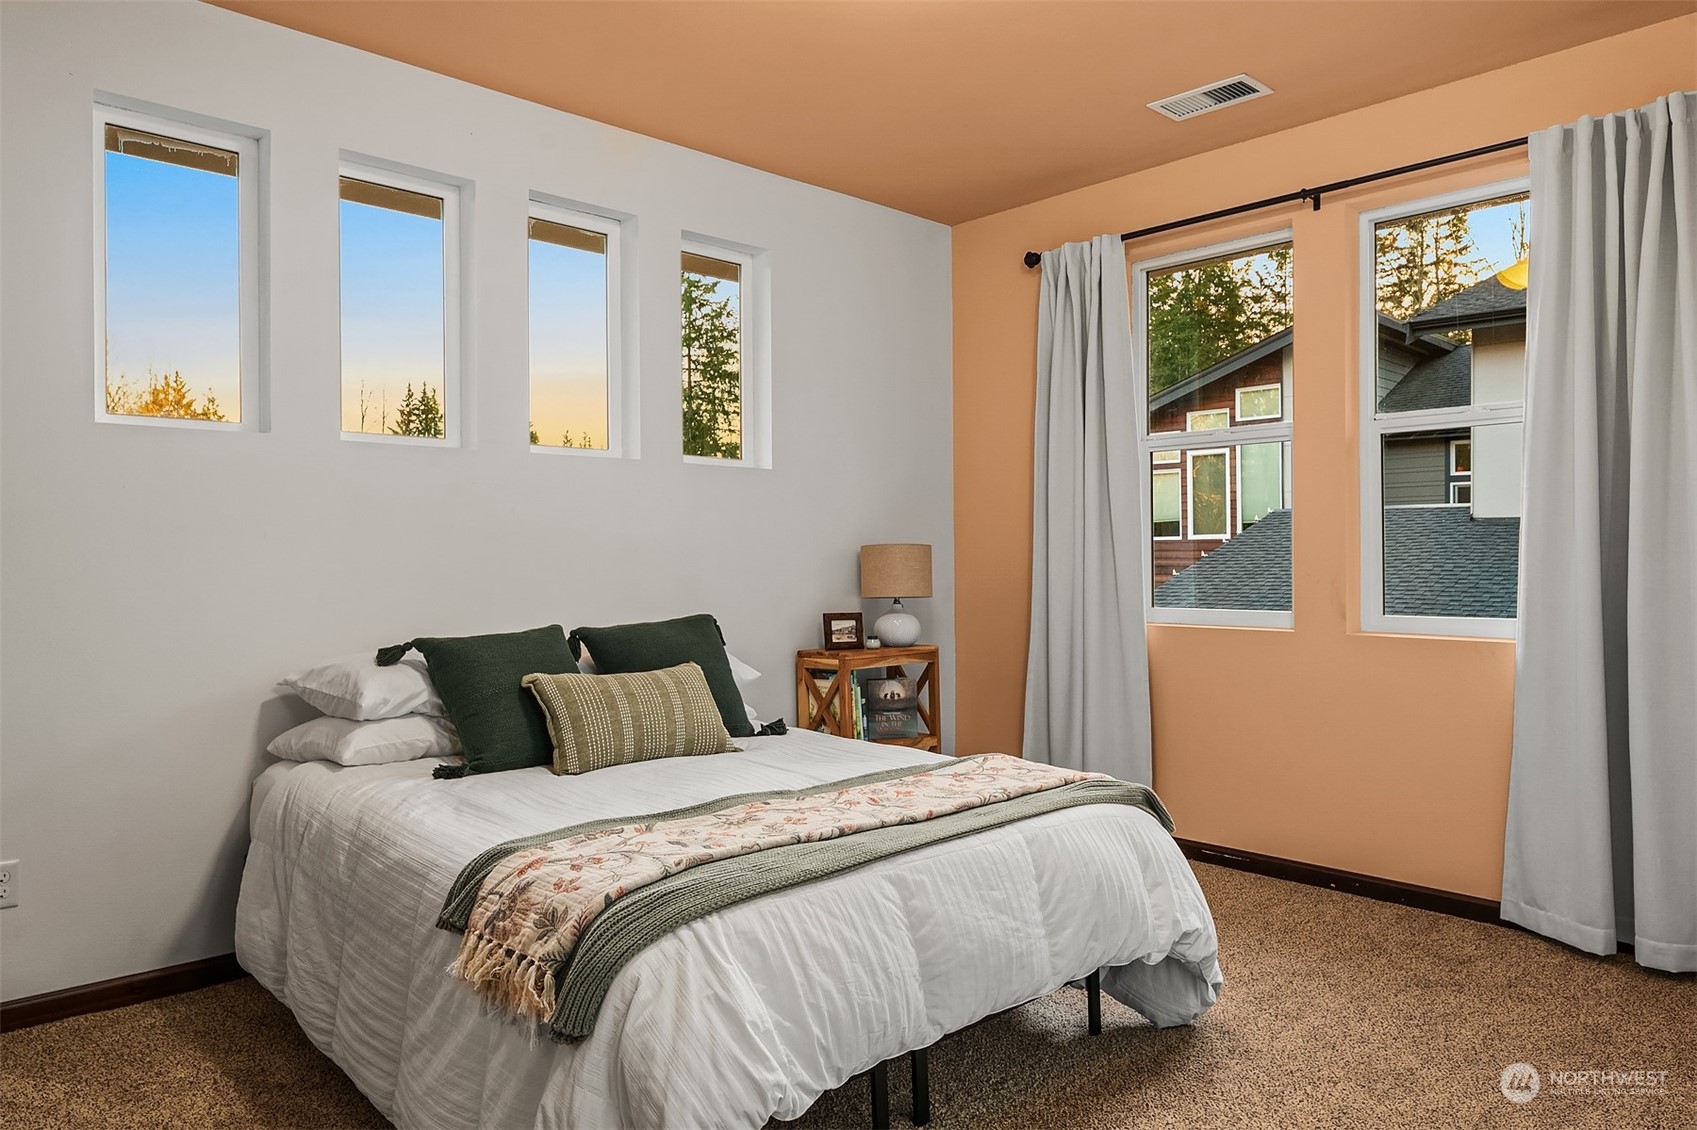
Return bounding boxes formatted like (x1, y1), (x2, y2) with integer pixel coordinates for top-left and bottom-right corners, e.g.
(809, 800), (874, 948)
(1235, 382), (1283, 422)
(93, 103), (262, 431)
(1449, 481), (1472, 505)
(1448, 438), (1472, 477)
(1236, 439), (1284, 532)
(1186, 408), (1231, 431)
(1358, 177), (1528, 640)
(680, 237), (769, 469)
(337, 158), (462, 447)
(1151, 466), (1182, 541)
(1134, 228), (1295, 629)
(1185, 448), (1231, 541)
(526, 200), (625, 459)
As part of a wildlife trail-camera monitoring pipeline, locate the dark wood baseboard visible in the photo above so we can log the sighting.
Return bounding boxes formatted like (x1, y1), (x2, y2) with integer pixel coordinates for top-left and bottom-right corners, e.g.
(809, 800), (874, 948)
(1, 953), (244, 1033)
(1177, 838), (1502, 924)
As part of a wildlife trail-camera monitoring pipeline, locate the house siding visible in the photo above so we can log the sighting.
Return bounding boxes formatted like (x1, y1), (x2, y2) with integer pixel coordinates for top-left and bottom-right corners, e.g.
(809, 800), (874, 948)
(1150, 348), (1289, 590)
(1383, 436), (1448, 505)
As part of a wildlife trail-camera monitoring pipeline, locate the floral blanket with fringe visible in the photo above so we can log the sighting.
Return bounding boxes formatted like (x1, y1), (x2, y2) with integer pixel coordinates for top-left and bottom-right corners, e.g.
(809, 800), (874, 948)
(444, 754), (1163, 1027)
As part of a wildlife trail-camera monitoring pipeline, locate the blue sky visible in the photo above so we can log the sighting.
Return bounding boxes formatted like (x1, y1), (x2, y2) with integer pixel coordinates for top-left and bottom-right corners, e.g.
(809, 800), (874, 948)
(105, 151), (241, 418)
(340, 200), (444, 433)
(1468, 194), (1529, 272)
(529, 239), (608, 447)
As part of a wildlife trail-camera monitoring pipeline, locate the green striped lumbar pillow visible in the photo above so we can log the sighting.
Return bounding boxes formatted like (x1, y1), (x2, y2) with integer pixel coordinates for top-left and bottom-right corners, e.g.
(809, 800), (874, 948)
(521, 662), (739, 776)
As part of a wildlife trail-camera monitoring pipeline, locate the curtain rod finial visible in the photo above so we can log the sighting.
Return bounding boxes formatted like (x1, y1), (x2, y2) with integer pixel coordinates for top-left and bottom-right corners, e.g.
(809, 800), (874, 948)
(1023, 251), (1042, 269)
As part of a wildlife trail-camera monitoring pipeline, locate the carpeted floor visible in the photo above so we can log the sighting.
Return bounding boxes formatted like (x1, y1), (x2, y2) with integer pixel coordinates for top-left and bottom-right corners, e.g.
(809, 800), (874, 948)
(3, 863), (1691, 1129)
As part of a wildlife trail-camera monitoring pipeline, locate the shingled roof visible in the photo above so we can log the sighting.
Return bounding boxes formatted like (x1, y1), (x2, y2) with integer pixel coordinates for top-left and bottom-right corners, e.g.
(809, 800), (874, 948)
(1379, 344), (1473, 412)
(1153, 509), (1292, 611)
(1405, 274), (1527, 337)
(1383, 506), (1520, 618)
(1152, 505), (1519, 618)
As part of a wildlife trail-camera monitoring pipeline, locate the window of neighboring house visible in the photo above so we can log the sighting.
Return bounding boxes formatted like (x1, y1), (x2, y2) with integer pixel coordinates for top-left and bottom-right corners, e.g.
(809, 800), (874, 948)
(681, 242), (754, 462)
(1187, 449), (1230, 538)
(339, 164), (458, 443)
(1361, 182), (1528, 637)
(98, 107), (260, 428)
(529, 204), (619, 453)
(1236, 383), (1282, 422)
(1137, 232), (1294, 625)
(1151, 468), (1181, 539)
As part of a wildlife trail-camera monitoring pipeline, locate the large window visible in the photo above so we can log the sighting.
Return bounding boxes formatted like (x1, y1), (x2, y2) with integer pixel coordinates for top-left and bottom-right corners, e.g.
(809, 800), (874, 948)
(1135, 232), (1294, 626)
(339, 164), (458, 443)
(529, 204), (619, 453)
(1361, 182), (1528, 637)
(97, 107), (258, 427)
(681, 242), (752, 462)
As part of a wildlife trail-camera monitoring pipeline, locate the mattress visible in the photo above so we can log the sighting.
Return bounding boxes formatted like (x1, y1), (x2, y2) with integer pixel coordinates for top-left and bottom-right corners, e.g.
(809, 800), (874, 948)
(236, 730), (1222, 1129)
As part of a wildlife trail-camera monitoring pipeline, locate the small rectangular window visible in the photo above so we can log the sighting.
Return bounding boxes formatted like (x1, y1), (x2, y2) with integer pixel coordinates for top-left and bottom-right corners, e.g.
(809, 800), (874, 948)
(1235, 383), (1282, 422)
(1361, 182), (1528, 637)
(529, 205), (619, 452)
(98, 109), (258, 427)
(680, 247), (746, 460)
(1187, 449), (1231, 539)
(339, 165), (457, 442)
(1238, 441), (1284, 528)
(1138, 233), (1294, 625)
(1151, 467), (1181, 539)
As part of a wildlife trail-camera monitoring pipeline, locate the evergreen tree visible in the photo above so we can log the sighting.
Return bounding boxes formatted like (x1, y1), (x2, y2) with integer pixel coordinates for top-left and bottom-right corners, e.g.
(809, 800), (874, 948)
(529, 422), (540, 445)
(389, 383), (445, 439)
(1374, 205), (1490, 325)
(681, 271), (742, 459)
(1146, 249), (1292, 395)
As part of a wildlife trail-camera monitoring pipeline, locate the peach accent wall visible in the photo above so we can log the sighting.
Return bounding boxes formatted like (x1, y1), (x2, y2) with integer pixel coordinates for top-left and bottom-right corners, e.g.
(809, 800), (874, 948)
(951, 16), (1697, 900)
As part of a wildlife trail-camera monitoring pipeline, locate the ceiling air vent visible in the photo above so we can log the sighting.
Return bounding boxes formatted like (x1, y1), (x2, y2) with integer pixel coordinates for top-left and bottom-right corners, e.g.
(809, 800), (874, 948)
(1148, 74), (1273, 122)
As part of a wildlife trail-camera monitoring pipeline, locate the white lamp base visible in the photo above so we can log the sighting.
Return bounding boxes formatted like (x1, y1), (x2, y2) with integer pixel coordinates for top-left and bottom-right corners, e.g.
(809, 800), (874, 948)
(874, 600), (922, 647)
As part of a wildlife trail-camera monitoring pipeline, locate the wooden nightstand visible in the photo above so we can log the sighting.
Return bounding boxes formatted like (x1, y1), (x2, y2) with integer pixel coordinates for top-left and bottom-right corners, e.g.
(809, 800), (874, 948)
(796, 646), (942, 754)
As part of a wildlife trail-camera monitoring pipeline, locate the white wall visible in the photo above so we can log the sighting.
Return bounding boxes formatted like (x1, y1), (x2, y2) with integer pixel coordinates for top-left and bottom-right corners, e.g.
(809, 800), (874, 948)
(0, 2), (953, 1000)
(1470, 328), (1523, 519)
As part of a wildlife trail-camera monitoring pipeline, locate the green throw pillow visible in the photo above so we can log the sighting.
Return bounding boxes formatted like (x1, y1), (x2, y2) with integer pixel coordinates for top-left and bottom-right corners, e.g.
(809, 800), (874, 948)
(376, 625), (578, 777)
(523, 662), (737, 776)
(568, 614), (754, 738)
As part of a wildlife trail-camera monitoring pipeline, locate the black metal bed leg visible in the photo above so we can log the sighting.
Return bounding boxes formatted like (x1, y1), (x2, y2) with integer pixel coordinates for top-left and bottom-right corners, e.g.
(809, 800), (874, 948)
(1086, 969), (1102, 1035)
(910, 1047), (931, 1125)
(869, 1059), (890, 1130)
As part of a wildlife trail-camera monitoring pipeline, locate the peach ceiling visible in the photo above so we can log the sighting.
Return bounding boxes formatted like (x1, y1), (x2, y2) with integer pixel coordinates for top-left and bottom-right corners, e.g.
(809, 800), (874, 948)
(213, 0), (1694, 224)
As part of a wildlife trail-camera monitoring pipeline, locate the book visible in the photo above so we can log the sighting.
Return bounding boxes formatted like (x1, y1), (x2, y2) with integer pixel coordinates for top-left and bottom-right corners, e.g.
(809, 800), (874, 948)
(865, 708), (920, 740)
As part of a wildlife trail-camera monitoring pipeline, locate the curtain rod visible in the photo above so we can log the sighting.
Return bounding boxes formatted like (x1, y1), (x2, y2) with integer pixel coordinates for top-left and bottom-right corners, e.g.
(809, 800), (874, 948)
(1020, 136), (1529, 269)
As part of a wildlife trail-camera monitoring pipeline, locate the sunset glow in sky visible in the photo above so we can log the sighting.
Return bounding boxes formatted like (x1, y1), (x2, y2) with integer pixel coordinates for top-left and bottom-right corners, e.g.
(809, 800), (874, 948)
(104, 150), (241, 419)
(340, 198), (445, 435)
(529, 235), (609, 449)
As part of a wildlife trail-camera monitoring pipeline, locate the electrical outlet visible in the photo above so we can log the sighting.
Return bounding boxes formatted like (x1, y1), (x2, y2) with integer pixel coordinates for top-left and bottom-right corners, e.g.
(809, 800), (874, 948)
(0, 859), (18, 909)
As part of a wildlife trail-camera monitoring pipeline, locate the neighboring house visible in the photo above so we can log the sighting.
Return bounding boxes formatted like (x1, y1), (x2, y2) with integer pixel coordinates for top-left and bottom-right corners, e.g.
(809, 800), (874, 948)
(1148, 329), (1293, 583)
(1154, 272), (1524, 616)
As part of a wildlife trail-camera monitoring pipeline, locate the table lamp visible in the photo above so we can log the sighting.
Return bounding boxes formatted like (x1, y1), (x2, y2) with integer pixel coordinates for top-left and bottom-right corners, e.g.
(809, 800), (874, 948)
(859, 543), (932, 647)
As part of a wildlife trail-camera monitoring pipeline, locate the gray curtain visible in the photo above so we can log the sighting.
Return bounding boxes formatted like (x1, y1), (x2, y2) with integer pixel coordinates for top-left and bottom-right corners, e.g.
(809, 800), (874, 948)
(1022, 235), (1152, 783)
(1502, 91), (1696, 973)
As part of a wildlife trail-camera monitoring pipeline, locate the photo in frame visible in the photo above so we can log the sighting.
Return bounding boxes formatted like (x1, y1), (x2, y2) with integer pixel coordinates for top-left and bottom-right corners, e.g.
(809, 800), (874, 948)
(822, 612), (865, 650)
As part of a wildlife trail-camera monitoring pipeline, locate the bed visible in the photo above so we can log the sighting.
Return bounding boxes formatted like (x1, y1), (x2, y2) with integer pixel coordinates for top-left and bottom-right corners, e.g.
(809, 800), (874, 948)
(236, 729), (1222, 1129)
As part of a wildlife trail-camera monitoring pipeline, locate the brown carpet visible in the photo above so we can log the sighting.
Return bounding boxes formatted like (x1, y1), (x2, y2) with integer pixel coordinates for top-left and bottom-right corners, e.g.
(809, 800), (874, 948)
(3, 863), (1691, 1129)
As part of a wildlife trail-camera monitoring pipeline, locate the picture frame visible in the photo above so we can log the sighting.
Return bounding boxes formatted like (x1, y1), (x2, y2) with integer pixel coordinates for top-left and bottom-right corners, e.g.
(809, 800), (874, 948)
(822, 611), (865, 650)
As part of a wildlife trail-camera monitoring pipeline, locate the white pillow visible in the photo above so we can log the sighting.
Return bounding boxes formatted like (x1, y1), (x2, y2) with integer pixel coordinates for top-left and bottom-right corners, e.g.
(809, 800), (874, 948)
(728, 654), (762, 724)
(267, 714), (459, 766)
(279, 653), (443, 720)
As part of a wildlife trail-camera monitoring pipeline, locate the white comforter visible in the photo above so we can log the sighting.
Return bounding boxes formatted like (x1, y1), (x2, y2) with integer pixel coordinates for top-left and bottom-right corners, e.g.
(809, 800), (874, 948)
(236, 731), (1222, 1130)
